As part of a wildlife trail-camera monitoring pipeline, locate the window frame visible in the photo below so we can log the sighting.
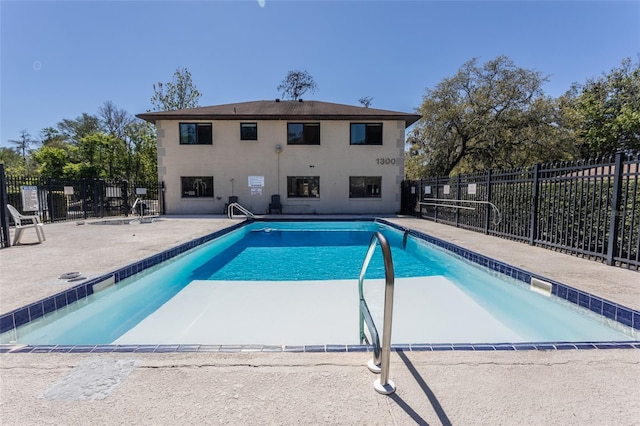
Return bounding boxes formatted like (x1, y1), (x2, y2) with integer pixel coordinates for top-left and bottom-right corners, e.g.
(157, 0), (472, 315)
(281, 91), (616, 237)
(287, 123), (321, 145)
(180, 176), (214, 198)
(350, 123), (383, 146)
(240, 122), (258, 141)
(349, 176), (382, 198)
(287, 176), (320, 198)
(179, 123), (213, 145)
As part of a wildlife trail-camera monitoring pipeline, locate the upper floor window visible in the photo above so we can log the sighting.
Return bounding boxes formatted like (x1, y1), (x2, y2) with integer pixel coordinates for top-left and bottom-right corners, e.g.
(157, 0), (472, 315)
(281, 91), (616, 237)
(287, 176), (320, 198)
(181, 176), (214, 198)
(180, 123), (212, 145)
(240, 123), (258, 140)
(287, 123), (320, 145)
(350, 123), (382, 145)
(350, 176), (381, 198)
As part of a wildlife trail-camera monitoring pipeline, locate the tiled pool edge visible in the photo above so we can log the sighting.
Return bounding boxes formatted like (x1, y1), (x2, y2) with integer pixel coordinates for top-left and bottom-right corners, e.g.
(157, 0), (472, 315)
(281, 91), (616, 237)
(1, 217), (638, 353)
(2, 341), (639, 354)
(377, 219), (640, 333)
(0, 221), (247, 335)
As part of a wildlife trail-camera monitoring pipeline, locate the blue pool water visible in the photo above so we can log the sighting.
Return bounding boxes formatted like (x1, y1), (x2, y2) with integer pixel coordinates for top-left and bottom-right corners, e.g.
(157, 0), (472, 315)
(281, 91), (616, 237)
(2, 221), (637, 346)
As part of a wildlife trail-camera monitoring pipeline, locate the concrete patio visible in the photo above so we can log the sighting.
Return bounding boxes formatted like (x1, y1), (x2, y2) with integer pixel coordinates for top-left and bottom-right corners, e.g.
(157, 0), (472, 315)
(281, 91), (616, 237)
(1, 216), (638, 425)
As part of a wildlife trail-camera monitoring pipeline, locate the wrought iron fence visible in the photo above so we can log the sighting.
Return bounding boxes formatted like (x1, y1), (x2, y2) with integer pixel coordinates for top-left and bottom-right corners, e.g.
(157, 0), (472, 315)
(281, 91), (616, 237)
(401, 151), (640, 271)
(0, 165), (9, 248)
(0, 172), (164, 247)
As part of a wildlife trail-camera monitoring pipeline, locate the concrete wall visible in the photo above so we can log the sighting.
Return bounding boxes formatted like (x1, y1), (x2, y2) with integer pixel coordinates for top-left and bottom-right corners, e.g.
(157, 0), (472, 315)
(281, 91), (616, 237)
(157, 119), (406, 215)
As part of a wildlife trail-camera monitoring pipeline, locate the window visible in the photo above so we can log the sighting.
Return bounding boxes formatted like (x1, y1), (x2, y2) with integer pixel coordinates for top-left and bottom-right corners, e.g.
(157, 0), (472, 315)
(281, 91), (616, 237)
(180, 123), (212, 145)
(181, 176), (214, 198)
(350, 123), (382, 145)
(287, 123), (320, 145)
(350, 177), (381, 198)
(240, 123), (257, 140)
(287, 176), (320, 198)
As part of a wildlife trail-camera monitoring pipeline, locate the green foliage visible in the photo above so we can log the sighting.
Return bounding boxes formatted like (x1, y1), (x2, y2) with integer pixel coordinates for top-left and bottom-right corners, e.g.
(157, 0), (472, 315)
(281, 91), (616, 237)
(277, 70), (318, 101)
(0, 147), (29, 174)
(40, 127), (67, 148)
(31, 146), (70, 178)
(25, 110), (157, 182)
(563, 57), (640, 157)
(150, 67), (201, 111)
(57, 113), (102, 145)
(124, 120), (157, 182)
(406, 56), (577, 179)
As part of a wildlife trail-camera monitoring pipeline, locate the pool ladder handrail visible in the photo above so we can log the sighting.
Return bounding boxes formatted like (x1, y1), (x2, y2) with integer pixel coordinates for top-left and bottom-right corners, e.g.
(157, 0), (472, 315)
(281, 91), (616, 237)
(358, 231), (396, 395)
(419, 198), (502, 225)
(227, 202), (255, 219)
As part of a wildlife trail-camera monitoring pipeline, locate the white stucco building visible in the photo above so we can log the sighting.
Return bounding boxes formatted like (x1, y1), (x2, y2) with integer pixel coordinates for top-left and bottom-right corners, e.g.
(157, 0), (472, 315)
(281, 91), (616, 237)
(137, 100), (420, 215)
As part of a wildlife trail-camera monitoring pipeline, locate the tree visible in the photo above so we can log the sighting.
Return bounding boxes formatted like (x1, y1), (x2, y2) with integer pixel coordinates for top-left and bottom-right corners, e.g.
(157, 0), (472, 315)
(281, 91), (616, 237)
(406, 56), (575, 178)
(31, 146), (70, 179)
(562, 57), (640, 157)
(0, 147), (26, 174)
(277, 70), (318, 100)
(57, 113), (103, 146)
(358, 96), (373, 108)
(9, 129), (36, 163)
(75, 132), (125, 180)
(40, 127), (66, 148)
(150, 67), (201, 111)
(99, 101), (133, 139)
(124, 120), (157, 182)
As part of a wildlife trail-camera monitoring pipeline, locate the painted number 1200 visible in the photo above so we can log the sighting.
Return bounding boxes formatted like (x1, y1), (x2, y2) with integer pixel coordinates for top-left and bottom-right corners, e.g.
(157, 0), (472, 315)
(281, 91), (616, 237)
(376, 158), (396, 165)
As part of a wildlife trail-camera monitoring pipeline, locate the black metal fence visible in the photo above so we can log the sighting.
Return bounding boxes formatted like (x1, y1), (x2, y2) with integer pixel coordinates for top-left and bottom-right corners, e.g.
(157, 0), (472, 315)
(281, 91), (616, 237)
(0, 169), (164, 248)
(401, 152), (640, 271)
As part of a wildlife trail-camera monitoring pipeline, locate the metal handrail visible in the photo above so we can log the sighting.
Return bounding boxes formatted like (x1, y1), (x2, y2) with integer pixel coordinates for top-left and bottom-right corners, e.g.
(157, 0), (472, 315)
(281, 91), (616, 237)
(358, 231), (396, 395)
(420, 198), (502, 225)
(131, 198), (145, 219)
(227, 202), (255, 219)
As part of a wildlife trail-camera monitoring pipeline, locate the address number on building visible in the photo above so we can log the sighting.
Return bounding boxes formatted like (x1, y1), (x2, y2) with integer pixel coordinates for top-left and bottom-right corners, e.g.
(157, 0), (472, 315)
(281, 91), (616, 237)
(376, 158), (396, 165)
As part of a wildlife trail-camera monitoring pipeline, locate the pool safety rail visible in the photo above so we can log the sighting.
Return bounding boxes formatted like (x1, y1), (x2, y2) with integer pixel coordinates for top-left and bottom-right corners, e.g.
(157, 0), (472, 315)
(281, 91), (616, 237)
(358, 232), (396, 395)
(420, 199), (502, 225)
(131, 198), (146, 219)
(227, 202), (255, 219)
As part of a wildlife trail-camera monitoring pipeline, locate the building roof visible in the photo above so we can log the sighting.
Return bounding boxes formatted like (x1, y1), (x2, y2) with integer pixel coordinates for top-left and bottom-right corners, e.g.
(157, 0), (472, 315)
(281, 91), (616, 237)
(136, 100), (421, 128)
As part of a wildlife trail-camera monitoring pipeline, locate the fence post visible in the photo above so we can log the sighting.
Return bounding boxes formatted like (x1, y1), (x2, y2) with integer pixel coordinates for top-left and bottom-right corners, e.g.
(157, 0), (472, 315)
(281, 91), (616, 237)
(160, 181), (166, 215)
(455, 175), (461, 227)
(529, 164), (540, 245)
(80, 178), (87, 219)
(0, 164), (10, 247)
(434, 177), (439, 222)
(418, 179), (424, 218)
(122, 180), (129, 217)
(606, 152), (624, 266)
(484, 170), (492, 234)
(94, 179), (103, 218)
(46, 177), (54, 223)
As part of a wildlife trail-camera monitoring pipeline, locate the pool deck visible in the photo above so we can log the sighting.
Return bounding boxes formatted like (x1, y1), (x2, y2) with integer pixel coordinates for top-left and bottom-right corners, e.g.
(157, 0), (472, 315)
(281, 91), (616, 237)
(1, 215), (639, 424)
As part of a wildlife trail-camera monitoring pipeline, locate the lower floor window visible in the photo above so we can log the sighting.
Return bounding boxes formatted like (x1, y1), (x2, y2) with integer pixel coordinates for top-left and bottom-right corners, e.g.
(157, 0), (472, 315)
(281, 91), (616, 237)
(350, 176), (381, 198)
(181, 176), (214, 198)
(287, 176), (320, 198)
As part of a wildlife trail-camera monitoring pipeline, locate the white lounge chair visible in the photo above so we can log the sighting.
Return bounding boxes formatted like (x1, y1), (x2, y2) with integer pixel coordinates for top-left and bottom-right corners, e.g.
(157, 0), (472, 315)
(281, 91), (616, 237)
(6, 204), (46, 245)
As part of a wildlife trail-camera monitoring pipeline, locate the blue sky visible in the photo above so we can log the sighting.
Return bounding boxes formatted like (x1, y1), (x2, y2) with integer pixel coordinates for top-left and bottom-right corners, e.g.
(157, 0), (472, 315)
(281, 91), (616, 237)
(1, 1), (639, 148)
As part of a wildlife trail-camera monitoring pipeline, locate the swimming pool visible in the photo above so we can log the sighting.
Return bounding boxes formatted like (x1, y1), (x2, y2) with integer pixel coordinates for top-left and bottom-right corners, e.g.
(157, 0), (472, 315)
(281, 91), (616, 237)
(1, 219), (638, 350)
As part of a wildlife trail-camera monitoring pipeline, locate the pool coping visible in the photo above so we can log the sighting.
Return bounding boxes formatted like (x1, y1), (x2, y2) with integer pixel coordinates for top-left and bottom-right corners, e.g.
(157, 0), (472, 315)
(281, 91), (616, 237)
(1, 217), (639, 353)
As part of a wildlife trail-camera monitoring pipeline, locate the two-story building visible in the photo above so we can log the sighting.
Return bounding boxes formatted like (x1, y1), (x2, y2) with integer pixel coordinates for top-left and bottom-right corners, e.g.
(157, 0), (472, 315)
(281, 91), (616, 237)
(137, 100), (420, 215)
